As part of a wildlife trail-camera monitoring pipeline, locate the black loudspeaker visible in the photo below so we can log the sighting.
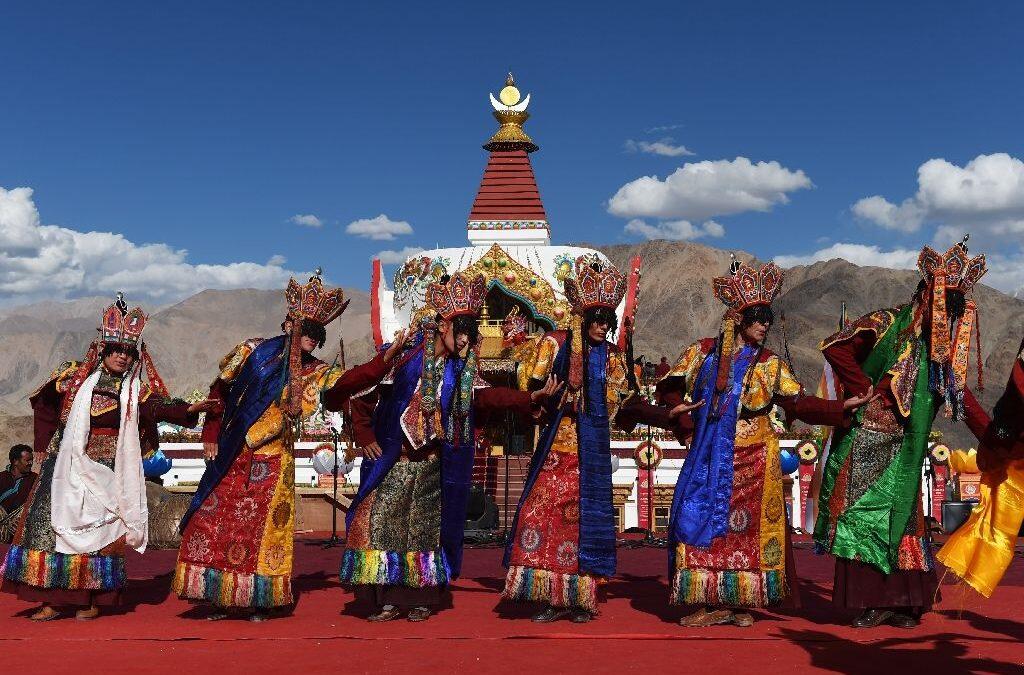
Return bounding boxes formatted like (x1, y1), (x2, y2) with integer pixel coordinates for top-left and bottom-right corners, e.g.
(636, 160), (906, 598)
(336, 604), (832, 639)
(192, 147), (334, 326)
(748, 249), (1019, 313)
(465, 484), (499, 531)
(941, 501), (977, 534)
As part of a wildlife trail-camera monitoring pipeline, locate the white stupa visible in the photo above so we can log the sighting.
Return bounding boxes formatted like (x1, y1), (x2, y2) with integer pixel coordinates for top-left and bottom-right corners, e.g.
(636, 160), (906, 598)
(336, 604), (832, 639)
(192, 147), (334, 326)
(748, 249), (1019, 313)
(370, 73), (641, 368)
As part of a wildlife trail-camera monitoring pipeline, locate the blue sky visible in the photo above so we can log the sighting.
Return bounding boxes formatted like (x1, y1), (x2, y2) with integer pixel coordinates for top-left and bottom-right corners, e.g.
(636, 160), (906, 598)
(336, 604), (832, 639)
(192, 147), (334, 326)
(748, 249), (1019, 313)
(3, 1), (1024, 305)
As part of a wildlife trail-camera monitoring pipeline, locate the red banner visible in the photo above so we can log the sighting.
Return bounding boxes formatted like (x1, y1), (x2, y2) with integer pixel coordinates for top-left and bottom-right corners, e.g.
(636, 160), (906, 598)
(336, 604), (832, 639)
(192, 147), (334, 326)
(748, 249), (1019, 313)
(637, 471), (651, 530)
(798, 463), (814, 518)
(931, 465), (948, 524)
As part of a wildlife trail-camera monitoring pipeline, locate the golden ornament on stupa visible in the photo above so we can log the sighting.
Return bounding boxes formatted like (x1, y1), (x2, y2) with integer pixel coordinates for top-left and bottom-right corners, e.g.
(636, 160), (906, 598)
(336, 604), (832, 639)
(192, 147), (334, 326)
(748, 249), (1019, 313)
(485, 72), (537, 153)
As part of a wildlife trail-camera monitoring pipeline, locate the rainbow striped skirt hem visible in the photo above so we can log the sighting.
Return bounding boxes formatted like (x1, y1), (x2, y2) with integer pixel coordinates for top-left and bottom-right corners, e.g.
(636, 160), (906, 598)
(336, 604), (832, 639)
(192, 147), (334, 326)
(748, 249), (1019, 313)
(502, 565), (599, 611)
(671, 567), (786, 608)
(339, 548), (450, 588)
(172, 561), (292, 609)
(1, 544), (125, 591)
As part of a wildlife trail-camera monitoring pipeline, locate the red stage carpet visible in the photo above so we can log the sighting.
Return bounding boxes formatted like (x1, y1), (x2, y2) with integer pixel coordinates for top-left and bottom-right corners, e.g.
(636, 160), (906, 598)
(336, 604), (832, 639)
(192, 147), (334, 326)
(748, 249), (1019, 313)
(1, 538), (1021, 673)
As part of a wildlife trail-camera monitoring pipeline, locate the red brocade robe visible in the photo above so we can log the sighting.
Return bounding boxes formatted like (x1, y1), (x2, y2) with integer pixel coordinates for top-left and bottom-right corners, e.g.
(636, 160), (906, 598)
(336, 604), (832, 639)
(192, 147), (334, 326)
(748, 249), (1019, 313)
(620, 339), (845, 609)
(2, 362), (196, 607)
(502, 335), (634, 612)
(173, 341), (384, 610)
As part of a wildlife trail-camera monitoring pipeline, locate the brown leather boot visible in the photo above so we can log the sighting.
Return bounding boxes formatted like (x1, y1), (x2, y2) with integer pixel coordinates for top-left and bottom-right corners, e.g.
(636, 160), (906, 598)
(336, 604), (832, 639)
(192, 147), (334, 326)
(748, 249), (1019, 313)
(30, 605), (60, 622)
(75, 605), (100, 621)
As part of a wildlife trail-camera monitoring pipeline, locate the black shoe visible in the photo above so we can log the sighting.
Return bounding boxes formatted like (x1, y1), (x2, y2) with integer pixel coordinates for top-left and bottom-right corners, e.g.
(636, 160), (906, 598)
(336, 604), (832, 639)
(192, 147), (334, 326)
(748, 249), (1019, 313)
(888, 611), (920, 628)
(531, 606), (570, 623)
(852, 609), (894, 628)
(570, 608), (594, 623)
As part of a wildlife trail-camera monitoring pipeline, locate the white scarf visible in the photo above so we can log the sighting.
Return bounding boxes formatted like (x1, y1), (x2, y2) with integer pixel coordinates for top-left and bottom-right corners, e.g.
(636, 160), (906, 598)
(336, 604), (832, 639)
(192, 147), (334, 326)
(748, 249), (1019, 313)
(50, 364), (148, 554)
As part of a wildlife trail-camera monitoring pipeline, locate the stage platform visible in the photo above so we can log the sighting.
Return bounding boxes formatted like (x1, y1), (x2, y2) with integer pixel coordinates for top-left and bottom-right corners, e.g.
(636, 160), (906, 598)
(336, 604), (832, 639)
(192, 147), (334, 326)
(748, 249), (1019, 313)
(1, 538), (1021, 673)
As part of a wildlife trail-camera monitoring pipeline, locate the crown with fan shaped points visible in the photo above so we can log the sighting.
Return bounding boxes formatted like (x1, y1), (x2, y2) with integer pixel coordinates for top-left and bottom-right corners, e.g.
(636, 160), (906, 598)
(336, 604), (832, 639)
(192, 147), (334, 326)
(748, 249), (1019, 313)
(563, 255), (627, 313)
(501, 305), (530, 344)
(917, 235), (987, 294)
(285, 269), (349, 326)
(99, 292), (148, 346)
(426, 271), (487, 320)
(711, 255), (784, 313)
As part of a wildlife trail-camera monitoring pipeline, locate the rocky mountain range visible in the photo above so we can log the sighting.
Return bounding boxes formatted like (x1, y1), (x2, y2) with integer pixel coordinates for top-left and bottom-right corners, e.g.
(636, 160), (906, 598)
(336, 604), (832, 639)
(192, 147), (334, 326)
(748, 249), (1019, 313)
(1, 239), (1020, 450)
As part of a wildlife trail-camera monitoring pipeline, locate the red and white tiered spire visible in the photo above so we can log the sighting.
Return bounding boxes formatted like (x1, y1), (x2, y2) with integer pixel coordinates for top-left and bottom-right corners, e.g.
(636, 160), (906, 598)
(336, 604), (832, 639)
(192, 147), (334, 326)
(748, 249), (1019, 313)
(467, 73), (551, 246)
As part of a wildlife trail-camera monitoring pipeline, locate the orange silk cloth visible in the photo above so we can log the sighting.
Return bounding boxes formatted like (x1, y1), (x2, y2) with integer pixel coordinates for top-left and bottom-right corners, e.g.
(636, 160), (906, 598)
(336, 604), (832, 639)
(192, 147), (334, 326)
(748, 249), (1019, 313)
(937, 456), (1024, 597)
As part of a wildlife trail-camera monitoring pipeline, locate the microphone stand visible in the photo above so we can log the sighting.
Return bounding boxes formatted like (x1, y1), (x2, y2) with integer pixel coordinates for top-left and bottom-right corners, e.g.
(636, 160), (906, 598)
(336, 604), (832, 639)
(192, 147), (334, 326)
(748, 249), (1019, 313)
(321, 425), (343, 548)
(623, 363), (667, 549)
(320, 334), (348, 549)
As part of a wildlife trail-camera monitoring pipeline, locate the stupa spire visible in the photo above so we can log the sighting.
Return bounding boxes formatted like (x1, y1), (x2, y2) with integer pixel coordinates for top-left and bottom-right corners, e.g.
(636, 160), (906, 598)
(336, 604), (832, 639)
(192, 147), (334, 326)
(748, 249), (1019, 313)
(468, 73), (550, 246)
(484, 72), (538, 153)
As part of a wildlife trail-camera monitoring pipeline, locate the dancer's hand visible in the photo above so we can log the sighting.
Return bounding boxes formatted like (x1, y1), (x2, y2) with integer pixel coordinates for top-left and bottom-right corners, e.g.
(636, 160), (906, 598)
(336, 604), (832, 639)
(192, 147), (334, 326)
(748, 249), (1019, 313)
(363, 441), (383, 460)
(203, 442), (218, 461)
(188, 399), (220, 414)
(531, 375), (564, 404)
(669, 399), (704, 419)
(383, 328), (408, 363)
(843, 385), (879, 411)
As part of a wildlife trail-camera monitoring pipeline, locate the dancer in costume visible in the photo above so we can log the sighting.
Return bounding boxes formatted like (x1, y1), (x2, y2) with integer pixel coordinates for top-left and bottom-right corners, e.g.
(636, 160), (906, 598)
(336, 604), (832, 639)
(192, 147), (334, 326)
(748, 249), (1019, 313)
(936, 337), (1024, 597)
(814, 237), (987, 628)
(174, 273), (396, 621)
(624, 258), (872, 627)
(334, 271), (556, 623)
(1, 295), (212, 621)
(502, 255), (637, 624)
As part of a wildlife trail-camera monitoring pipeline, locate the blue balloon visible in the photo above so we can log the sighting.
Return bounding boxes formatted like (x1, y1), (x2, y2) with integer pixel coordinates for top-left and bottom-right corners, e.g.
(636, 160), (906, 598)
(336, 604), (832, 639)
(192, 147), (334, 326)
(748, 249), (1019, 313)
(143, 448), (173, 477)
(779, 448), (800, 476)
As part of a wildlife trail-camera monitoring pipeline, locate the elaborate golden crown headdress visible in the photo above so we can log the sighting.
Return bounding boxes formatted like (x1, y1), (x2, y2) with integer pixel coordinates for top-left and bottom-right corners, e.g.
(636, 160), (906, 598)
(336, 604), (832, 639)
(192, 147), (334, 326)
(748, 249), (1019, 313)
(61, 293), (168, 422)
(426, 271), (487, 320)
(917, 235), (988, 294)
(915, 236), (987, 419)
(99, 292), (148, 346)
(711, 255), (784, 315)
(563, 255), (627, 313)
(707, 256), (785, 404)
(501, 305), (530, 345)
(285, 269), (349, 326)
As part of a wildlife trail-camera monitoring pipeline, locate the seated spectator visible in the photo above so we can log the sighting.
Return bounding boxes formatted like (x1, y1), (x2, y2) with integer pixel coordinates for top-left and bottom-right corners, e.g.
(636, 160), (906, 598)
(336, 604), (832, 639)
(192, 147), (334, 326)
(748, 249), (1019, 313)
(654, 356), (671, 380)
(0, 445), (37, 543)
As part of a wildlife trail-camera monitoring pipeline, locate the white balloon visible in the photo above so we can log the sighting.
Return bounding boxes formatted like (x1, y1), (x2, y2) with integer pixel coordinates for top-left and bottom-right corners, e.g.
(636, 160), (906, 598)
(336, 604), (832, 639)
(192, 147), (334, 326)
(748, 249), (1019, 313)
(312, 448), (337, 475)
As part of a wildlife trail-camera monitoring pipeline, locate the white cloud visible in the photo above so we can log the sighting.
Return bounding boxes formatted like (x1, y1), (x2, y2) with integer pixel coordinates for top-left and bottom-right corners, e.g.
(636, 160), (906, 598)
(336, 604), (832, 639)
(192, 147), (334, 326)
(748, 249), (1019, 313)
(645, 124), (684, 134)
(374, 246), (424, 265)
(345, 214), (413, 240)
(851, 195), (926, 233)
(624, 137), (695, 158)
(624, 218), (725, 241)
(774, 243), (919, 270)
(775, 240), (1024, 297)
(853, 153), (1024, 237)
(608, 157), (813, 222)
(289, 214), (323, 228)
(267, 254), (287, 266)
(985, 252), (1024, 297)
(0, 187), (296, 306)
